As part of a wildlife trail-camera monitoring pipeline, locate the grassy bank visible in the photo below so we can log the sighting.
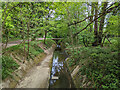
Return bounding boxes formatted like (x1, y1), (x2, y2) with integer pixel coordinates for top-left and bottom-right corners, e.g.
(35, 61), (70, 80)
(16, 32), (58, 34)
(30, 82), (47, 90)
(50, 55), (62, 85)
(66, 46), (119, 88)
(1, 40), (56, 80)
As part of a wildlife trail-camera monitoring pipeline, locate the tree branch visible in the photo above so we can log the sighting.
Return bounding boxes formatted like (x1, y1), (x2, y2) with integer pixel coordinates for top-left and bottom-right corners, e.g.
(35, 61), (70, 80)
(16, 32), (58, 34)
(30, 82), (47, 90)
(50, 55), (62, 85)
(68, 2), (117, 27)
(68, 16), (92, 26)
(73, 3), (120, 38)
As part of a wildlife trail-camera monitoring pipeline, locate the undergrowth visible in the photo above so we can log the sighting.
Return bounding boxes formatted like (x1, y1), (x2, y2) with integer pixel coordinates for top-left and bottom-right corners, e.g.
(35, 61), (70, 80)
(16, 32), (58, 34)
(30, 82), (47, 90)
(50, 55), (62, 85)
(2, 55), (19, 80)
(2, 40), (55, 80)
(67, 46), (120, 88)
(42, 39), (56, 48)
(2, 40), (56, 80)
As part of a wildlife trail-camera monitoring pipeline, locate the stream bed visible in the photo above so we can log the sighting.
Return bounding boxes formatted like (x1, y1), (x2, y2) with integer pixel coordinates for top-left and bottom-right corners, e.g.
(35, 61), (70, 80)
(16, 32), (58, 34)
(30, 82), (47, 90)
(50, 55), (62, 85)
(49, 45), (75, 88)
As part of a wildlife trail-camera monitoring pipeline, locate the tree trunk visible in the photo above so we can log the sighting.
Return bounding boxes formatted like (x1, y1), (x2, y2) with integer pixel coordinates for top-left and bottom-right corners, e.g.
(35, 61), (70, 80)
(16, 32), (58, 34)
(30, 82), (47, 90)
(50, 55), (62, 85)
(106, 37), (112, 44)
(98, 2), (108, 45)
(22, 24), (26, 63)
(101, 35), (106, 47)
(88, 3), (94, 32)
(44, 30), (47, 44)
(27, 22), (30, 59)
(4, 30), (9, 49)
(92, 2), (98, 46)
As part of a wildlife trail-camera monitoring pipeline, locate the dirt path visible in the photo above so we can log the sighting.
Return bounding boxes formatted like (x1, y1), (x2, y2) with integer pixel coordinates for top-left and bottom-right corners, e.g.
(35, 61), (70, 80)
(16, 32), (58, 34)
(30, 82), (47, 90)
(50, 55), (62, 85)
(16, 47), (54, 88)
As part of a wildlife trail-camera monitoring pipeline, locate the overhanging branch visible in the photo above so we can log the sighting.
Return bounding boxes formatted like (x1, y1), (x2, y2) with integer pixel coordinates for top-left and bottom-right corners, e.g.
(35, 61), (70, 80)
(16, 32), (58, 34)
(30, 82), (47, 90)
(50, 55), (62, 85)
(73, 3), (120, 38)
(68, 2), (116, 27)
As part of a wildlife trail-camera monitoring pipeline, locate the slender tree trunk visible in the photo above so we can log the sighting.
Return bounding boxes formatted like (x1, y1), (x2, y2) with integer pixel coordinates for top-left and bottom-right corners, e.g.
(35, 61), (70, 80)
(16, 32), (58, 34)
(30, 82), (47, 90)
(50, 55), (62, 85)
(4, 30), (9, 49)
(88, 3), (94, 32)
(101, 35), (106, 47)
(92, 2), (98, 46)
(75, 25), (78, 45)
(27, 22), (30, 59)
(20, 9), (26, 63)
(23, 37), (26, 63)
(94, 2), (98, 41)
(22, 23), (26, 63)
(106, 37), (112, 44)
(44, 30), (47, 44)
(99, 2), (108, 45)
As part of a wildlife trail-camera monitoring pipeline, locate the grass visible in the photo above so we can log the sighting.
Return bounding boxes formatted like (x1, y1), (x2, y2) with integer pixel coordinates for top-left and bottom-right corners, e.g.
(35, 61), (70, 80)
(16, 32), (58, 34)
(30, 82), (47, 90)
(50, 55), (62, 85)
(2, 39), (56, 80)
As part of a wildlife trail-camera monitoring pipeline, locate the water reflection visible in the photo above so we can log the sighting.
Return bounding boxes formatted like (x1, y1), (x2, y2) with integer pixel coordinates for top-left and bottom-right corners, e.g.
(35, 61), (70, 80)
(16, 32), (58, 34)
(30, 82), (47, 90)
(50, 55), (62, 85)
(49, 50), (71, 88)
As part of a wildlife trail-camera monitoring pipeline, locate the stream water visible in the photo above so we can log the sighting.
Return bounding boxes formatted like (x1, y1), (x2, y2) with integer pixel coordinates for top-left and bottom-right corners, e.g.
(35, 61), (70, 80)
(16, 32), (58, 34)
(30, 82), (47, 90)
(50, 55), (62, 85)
(49, 45), (75, 88)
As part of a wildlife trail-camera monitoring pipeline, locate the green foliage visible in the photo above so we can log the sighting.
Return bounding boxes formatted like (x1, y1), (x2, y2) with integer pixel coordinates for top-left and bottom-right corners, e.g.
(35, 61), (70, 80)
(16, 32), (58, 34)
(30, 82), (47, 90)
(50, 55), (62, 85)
(3, 44), (24, 53)
(106, 15), (119, 36)
(110, 38), (119, 51)
(31, 44), (43, 53)
(2, 40), (44, 80)
(78, 31), (94, 46)
(43, 39), (56, 48)
(67, 46), (119, 88)
(5, 41), (44, 56)
(2, 2), (120, 88)
(104, 37), (119, 51)
(68, 58), (75, 67)
(27, 46), (40, 56)
(2, 55), (19, 80)
(29, 41), (44, 56)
